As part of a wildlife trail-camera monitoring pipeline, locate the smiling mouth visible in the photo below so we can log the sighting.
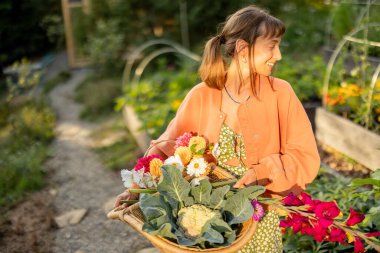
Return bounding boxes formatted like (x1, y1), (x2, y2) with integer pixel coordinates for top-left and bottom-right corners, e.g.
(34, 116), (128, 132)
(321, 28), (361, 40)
(266, 62), (275, 67)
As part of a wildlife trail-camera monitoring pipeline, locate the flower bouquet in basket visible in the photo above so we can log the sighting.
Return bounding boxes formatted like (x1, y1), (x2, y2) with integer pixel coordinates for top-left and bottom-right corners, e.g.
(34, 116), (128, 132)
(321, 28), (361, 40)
(107, 132), (380, 253)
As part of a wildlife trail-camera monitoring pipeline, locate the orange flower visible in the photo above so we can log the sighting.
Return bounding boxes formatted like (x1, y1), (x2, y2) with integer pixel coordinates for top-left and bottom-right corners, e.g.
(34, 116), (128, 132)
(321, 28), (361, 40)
(174, 146), (193, 166)
(149, 158), (163, 177)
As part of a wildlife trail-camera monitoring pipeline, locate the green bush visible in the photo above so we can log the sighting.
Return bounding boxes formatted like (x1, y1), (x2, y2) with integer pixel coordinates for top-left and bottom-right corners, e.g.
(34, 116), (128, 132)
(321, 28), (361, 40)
(0, 99), (56, 206)
(274, 54), (325, 102)
(11, 102), (55, 143)
(117, 60), (199, 139)
(0, 143), (48, 206)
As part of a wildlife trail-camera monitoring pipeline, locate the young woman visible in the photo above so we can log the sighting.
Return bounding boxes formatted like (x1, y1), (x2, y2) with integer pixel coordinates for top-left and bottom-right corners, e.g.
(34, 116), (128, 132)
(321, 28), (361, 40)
(115, 5), (320, 252)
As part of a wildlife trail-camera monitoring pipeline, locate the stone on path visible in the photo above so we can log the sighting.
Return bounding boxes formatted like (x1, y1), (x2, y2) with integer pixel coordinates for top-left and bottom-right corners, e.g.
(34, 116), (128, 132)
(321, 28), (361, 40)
(103, 197), (117, 214)
(54, 208), (88, 228)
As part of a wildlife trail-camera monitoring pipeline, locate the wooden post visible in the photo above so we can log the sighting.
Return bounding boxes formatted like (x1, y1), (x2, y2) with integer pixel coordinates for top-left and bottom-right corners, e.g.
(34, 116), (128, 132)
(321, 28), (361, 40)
(61, 0), (91, 68)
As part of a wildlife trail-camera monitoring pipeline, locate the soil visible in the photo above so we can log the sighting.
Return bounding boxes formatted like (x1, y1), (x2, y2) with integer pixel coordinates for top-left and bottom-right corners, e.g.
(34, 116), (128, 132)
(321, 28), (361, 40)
(0, 189), (56, 253)
(0, 70), (373, 253)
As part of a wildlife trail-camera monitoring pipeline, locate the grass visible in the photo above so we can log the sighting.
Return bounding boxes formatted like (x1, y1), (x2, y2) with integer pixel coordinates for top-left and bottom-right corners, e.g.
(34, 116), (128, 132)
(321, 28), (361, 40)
(75, 74), (121, 121)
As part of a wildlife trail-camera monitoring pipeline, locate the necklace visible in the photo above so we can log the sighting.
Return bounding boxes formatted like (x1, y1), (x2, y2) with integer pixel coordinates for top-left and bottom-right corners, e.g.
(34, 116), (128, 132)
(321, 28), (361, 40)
(224, 86), (251, 104)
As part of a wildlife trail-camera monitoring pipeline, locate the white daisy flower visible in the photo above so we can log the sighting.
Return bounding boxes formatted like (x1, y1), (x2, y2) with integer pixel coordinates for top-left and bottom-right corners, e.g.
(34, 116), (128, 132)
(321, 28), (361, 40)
(121, 168), (145, 188)
(212, 143), (221, 159)
(190, 176), (209, 187)
(133, 168), (145, 188)
(142, 172), (157, 188)
(164, 154), (184, 172)
(121, 169), (133, 188)
(187, 157), (207, 177)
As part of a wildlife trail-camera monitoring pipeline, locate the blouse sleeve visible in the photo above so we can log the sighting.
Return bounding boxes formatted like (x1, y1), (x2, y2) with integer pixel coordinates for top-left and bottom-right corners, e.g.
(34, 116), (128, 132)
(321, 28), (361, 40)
(252, 82), (320, 195)
(147, 87), (201, 158)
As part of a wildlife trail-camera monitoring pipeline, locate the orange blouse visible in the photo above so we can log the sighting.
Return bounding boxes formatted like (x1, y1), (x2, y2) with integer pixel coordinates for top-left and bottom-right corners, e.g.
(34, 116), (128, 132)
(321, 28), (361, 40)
(148, 76), (320, 197)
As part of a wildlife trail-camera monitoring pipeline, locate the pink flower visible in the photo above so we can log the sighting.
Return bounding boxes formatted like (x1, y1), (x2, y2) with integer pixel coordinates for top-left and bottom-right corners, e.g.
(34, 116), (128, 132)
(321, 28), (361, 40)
(134, 155), (163, 173)
(354, 237), (365, 253)
(281, 192), (303, 206)
(251, 199), (264, 221)
(328, 227), (347, 244)
(174, 132), (194, 148)
(346, 208), (365, 226)
(314, 201), (341, 227)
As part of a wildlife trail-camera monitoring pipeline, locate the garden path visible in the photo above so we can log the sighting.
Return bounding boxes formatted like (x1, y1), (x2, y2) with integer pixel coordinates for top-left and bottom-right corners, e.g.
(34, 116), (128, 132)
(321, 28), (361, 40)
(48, 70), (152, 253)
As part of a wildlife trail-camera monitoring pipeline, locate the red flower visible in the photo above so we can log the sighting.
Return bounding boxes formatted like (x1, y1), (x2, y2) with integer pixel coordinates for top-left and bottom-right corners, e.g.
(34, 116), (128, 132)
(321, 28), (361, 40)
(300, 192), (312, 204)
(280, 213), (309, 233)
(366, 231), (380, 237)
(310, 221), (329, 242)
(281, 192), (303, 206)
(354, 237), (365, 253)
(346, 208), (365, 226)
(300, 220), (328, 239)
(300, 220), (314, 236)
(279, 219), (292, 228)
(135, 155), (164, 173)
(328, 227), (347, 244)
(299, 192), (321, 212)
(315, 201), (340, 219)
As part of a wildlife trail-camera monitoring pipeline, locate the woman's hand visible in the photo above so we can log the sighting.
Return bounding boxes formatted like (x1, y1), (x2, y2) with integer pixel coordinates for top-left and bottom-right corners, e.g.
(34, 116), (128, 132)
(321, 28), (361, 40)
(114, 183), (140, 209)
(233, 169), (258, 188)
(233, 166), (271, 188)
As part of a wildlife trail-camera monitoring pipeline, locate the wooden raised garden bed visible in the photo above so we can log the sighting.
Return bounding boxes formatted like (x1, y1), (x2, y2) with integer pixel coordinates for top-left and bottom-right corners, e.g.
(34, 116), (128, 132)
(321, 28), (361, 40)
(315, 107), (380, 171)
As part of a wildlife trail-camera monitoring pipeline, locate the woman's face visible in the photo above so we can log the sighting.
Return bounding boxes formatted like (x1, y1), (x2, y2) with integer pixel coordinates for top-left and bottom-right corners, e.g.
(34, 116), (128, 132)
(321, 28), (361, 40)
(251, 36), (282, 76)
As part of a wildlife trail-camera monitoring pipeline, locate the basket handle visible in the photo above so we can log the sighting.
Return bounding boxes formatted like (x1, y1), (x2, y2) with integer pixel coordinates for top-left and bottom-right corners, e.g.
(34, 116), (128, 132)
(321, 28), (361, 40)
(107, 208), (123, 220)
(143, 139), (175, 157)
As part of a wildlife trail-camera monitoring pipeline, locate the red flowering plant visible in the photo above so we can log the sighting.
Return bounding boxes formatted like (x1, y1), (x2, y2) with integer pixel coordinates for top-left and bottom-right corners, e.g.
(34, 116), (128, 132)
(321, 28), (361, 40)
(254, 191), (380, 252)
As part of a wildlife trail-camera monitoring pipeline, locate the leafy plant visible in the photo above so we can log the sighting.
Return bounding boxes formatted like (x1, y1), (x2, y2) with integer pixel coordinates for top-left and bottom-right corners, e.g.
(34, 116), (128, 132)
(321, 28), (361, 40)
(117, 62), (199, 138)
(0, 99), (56, 207)
(5, 58), (42, 100)
(274, 54), (325, 102)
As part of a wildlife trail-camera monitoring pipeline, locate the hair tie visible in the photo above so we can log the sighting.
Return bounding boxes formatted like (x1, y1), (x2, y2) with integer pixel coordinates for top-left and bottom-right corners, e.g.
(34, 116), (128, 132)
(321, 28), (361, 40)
(217, 35), (225, 44)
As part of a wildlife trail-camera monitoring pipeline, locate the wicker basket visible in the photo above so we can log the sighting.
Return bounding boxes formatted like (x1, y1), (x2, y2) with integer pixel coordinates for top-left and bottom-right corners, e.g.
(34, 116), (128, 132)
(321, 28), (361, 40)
(108, 165), (258, 253)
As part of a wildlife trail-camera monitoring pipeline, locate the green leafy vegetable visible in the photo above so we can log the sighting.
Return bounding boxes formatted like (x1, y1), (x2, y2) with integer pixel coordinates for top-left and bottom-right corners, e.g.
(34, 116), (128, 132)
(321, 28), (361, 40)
(140, 166), (264, 249)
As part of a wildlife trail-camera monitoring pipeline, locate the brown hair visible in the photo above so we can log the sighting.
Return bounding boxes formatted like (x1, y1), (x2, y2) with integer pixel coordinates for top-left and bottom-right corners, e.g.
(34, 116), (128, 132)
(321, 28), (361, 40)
(198, 5), (285, 99)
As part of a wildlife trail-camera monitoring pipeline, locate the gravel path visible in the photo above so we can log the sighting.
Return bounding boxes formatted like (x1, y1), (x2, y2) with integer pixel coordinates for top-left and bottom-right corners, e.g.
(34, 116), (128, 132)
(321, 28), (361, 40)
(48, 70), (151, 253)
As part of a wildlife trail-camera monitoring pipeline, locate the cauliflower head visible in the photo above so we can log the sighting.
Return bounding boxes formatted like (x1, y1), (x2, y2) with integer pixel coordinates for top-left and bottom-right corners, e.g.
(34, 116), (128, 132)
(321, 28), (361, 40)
(177, 204), (221, 238)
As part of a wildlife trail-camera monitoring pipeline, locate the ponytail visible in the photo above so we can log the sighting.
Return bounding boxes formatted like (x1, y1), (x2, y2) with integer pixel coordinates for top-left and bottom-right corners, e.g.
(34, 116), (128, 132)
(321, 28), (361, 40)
(198, 35), (226, 90)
